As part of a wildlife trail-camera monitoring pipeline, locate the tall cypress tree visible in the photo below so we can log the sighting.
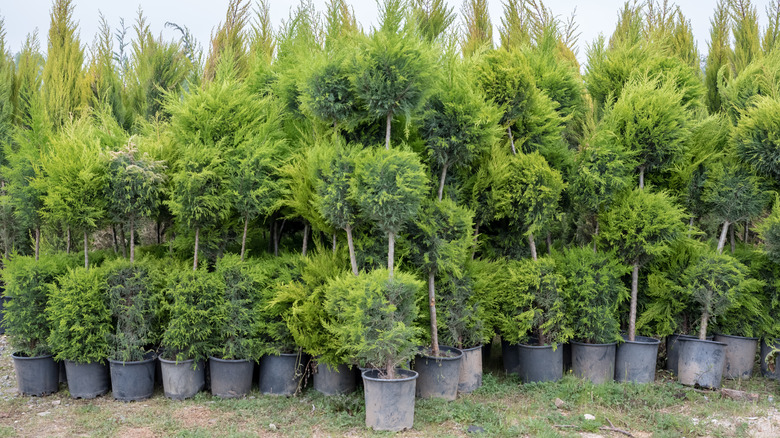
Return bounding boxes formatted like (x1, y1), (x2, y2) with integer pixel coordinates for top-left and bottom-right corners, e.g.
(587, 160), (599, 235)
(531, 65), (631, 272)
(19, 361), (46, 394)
(42, 0), (88, 129)
(461, 0), (493, 56)
(0, 18), (14, 147)
(86, 14), (127, 129)
(705, 0), (731, 114)
(204, 0), (251, 82)
(14, 32), (45, 128)
(730, 0), (762, 75)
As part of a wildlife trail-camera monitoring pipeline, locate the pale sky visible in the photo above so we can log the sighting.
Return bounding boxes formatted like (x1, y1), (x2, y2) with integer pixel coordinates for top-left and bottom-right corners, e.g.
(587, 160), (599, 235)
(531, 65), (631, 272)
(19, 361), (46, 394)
(0, 0), (775, 68)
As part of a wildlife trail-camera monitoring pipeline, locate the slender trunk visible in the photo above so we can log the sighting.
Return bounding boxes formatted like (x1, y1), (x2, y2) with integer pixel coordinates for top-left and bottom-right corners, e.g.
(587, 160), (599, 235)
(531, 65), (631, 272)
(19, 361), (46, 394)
(428, 270), (440, 357)
(388, 232), (395, 280)
(130, 216), (135, 264)
(156, 220), (162, 244)
(302, 222), (309, 257)
(699, 310), (709, 340)
(507, 126), (516, 155)
(537, 327), (547, 346)
(593, 221), (599, 253)
(34, 227), (40, 261)
(717, 220), (730, 254)
(66, 227), (71, 254)
(472, 222), (480, 260)
(688, 217), (694, 237)
(639, 166), (645, 190)
(83, 231), (89, 269)
(272, 221), (278, 257)
(546, 232), (552, 255)
(120, 226), (127, 259)
(193, 227), (200, 271)
(386, 362), (395, 380)
(385, 112), (392, 150)
(332, 233), (337, 253)
(629, 262), (639, 342)
(346, 225), (358, 276)
(241, 214), (249, 261)
(111, 225), (118, 254)
(730, 225), (736, 254)
(438, 162), (449, 202)
(745, 220), (750, 244)
(528, 233), (537, 261)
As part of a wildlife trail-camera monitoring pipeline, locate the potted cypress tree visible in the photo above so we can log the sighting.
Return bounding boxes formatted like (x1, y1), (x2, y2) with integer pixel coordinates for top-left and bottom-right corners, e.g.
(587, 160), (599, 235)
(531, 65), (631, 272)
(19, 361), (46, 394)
(558, 247), (629, 384)
(757, 197), (780, 378)
(159, 268), (221, 399)
(47, 267), (113, 399)
(104, 259), (157, 401)
(677, 251), (748, 389)
(3, 255), (73, 396)
(599, 188), (686, 383)
(325, 269), (422, 432)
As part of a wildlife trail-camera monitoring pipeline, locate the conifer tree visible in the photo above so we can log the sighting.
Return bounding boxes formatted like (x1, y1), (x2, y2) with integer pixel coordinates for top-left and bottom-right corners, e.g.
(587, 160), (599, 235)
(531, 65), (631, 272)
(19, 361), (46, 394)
(763, 0), (780, 54)
(204, 0), (251, 82)
(411, 0), (456, 42)
(461, 0), (492, 56)
(324, 0), (359, 51)
(85, 14), (127, 130)
(733, 96), (780, 181)
(498, 0), (530, 50)
(705, 0), (731, 114)
(42, 0), (88, 129)
(0, 18), (15, 147)
(14, 32), (44, 128)
(730, 0), (761, 75)
(249, 0), (275, 63)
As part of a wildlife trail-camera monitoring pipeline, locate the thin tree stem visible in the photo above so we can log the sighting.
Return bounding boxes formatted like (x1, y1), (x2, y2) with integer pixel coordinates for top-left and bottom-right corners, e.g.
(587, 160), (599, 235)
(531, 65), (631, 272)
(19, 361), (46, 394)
(193, 227), (200, 271)
(332, 233), (337, 253)
(438, 162), (448, 202)
(388, 232), (395, 280)
(130, 216), (135, 264)
(639, 166), (645, 190)
(428, 270), (440, 357)
(120, 226), (127, 259)
(385, 112), (392, 150)
(528, 233), (537, 261)
(699, 311), (709, 340)
(508, 126), (516, 155)
(717, 221), (730, 254)
(35, 227), (40, 261)
(66, 226), (70, 254)
(83, 230), (89, 269)
(302, 222), (309, 257)
(346, 225), (358, 276)
(241, 215), (249, 261)
(629, 262), (639, 342)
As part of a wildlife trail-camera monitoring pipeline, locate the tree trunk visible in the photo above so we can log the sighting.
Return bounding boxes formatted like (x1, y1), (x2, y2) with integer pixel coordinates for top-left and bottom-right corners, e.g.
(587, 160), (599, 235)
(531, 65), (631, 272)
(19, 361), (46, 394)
(438, 162), (449, 202)
(35, 227), (40, 261)
(193, 227), (200, 271)
(528, 233), (537, 261)
(639, 166), (645, 189)
(272, 221), (278, 257)
(388, 232), (395, 280)
(593, 220), (599, 253)
(346, 225), (358, 276)
(240, 214), (249, 261)
(332, 233), (337, 253)
(156, 220), (162, 244)
(111, 225), (118, 254)
(66, 227), (71, 254)
(717, 221), (730, 254)
(385, 112), (392, 150)
(699, 310), (709, 340)
(629, 262), (639, 342)
(745, 220), (750, 244)
(428, 270), (440, 357)
(507, 126), (516, 155)
(302, 222), (309, 257)
(546, 232), (552, 255)
(730, 225), (736, 253)
(83, 231), (89, 269)
(386, 361), (395, 380)
(130, 216), (135, 263)
(120, 226), (127, 259)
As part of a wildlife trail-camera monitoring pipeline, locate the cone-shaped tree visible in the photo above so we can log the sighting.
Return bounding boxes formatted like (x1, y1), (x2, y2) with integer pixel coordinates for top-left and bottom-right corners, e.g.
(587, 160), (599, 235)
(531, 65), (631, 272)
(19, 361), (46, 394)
(0, 18), (15, 147)
(599, 188), (687, 341)
(411, 0), (456, 43)
(461, 0), (493, 56)
(705, 0), (731, 114)
(351, 147), (428, 279)
(758, 195), (780, 265)
(733, 96), (780, 182)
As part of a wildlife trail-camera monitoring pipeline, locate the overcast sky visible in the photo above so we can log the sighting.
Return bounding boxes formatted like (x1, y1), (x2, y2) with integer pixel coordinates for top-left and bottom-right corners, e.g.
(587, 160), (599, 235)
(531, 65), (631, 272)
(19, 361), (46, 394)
(0, 0), (776, 67)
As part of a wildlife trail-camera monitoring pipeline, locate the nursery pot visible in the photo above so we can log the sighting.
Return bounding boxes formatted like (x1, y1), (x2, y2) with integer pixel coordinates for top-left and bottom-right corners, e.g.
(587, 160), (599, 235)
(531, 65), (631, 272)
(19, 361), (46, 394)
(571, 341), (616, 384)
(615, 335), (660, 384)
(63, 360), (110, 399)
(760, 339), (780, 379)
(713, 334), (758, 380)
(501, 340), (520, 376)
(108, 354), (156, 401)
(159, 358), (205, 400)
(413, 345), (463, 400)
(665, 334), (713, 375)
(11, 353), (59, 396)
(209, 357), (253, 398)
(363, 368), (418, 432)
(677, 338), (726, 389)
(258, 353), (305, 396)
(517, 343), (563, 383)
(563, 342), (572, 372)
(457, 345), (483, 393)
(313, 362), (356, 396)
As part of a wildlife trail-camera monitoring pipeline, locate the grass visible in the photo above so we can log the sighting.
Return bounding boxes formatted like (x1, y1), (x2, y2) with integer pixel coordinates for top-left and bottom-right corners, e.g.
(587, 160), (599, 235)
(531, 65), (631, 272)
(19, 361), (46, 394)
(1, 339), (779, 437)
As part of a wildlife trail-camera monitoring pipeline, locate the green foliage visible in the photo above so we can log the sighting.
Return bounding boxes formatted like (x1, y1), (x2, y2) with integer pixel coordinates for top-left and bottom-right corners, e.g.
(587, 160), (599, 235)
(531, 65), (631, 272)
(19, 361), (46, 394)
(212, 254), (261, 360)
(730, 0), (762, 76)
(252, 254), (301, 355)
(0, 19), (15, 148)
(705, 0), (731, 114)
(718, 52), (780, 123)
(407, 198), (474, 276)
(203, 0), (251, 82)
(104, 259), (156, 362)
(557, 247), (629, 344)
(2, 254), (76, 356)
(714, 248), (767, 337)
(324, 269), (422, 373)
(758, 195), (780, 265)
(599, 189), (687, 266)
(315, 141), (359, 232)
(702, 160), (769, 226)
(301, 49), (361, 130)
(47, 267), (112, 363)
(436, 267), (489, 349)
(161, 268), (221, 363)
(104, 141), (165, 222)
(410, 0), (456, 42)
(461, 0), (493, 56)
(351, 147), (429, 237)
(734, 96), (780, 180)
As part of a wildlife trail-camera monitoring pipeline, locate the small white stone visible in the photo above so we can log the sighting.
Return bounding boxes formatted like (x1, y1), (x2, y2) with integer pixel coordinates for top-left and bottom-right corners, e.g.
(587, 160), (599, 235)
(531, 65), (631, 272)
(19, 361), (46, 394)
(269, 423), (277, 431)
(37, 411), (50, 417)
(584, 414), (596, 421)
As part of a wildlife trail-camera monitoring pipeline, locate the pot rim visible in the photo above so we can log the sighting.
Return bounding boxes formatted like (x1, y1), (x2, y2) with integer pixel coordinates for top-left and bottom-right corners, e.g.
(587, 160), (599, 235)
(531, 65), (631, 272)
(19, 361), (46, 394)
(676, 337), (727, 347)
(417, 345), (463, 361)
(362, 368), (418, 382)
(208, 356), (252, 364)
(108, 355), (156, 366)
(11, 352), (53, 360)
(620, 335), (661, 345)
(714, 333), (759, 341)
(570, 341), (617, 347)
(517, 343), (561, 350)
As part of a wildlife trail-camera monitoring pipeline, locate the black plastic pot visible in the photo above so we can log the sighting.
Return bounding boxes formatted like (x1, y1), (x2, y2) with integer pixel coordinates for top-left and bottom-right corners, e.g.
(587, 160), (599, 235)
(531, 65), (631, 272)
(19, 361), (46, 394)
(501, 340), (520, 376)
(760, 338), (779, 379)
(563, 342), (572, 372)
(159, 358), (205, 400)
(714, 334), (758, 380)
(571, 341), (616, 384)
(677, 338), (726, 389)
(108, 355), (156, 401)
(208, 357), (253, 398)
(313, 362), (356, 396)
(63, 360), (110, 399)
(517, 343), (563, 383)
(615, 335), (660, 384)
(457, 345), (482, 393)
(11, 353), (59, 396)
(258, 353), (305, 396)
(413, 345), (463, 400)
(363, 368), (418, 432)
(665, 334), (713, 375)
